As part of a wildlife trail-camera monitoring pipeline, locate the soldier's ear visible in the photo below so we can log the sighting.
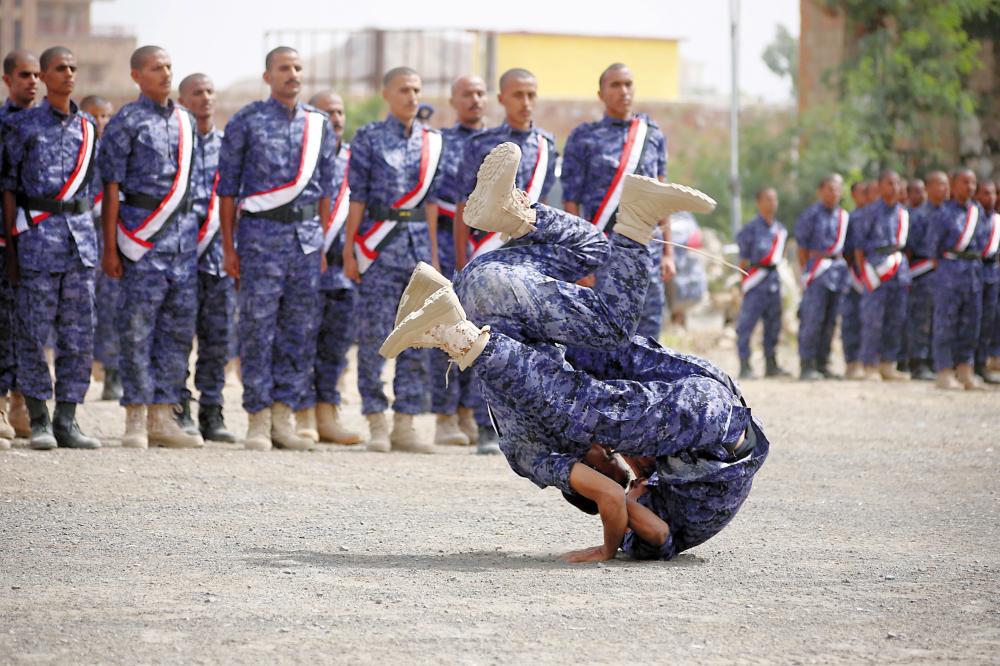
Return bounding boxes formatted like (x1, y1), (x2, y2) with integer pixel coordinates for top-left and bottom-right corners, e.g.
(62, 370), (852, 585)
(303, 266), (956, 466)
(262, 69), (271, 86)
(129, 69), (140, 86)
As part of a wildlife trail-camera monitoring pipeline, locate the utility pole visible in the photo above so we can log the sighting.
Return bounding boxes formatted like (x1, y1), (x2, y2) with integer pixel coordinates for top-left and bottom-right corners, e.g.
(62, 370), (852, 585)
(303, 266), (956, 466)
(729, 0), (742, 239)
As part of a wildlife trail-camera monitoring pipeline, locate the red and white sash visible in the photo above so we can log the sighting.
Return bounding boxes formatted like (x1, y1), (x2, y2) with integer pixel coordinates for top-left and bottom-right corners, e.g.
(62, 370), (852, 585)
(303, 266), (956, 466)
(802, 208), (848, 287)
(240, 110), (325, 215)
(953, 204), (979, 253)
(592, 116), (648, 233)
(92, 191), (104, 217)
(196, 172), (221, 257)
(741, 226), (786, 294)
(469, 134), (549, 261)
(323, 149), (351, 255)
(909, 259), (934, 279)
(117, 109), (194, 261)
(860, 207), (909, 291)
(14, 116), (96, 236)
(983, 213), (1000, 259)
(355, 129), (442, 274)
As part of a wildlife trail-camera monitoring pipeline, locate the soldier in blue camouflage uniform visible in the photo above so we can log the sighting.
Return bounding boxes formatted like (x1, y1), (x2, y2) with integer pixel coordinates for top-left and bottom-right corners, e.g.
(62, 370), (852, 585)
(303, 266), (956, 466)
(341, 66), (442, 454)
(429, 75), (489, 451)
(795, 174), (848, 381)
(174, 73), (236, 441)
(0, 49), (41, 446)
(80, 94), (122, 401)
(298, 90), (362, 446)
(219, 47), (336, 451)
(921, 168), (989, 390)
(99, 46), (203, 449)
(973, 180), (999, 384)
(856, 170), (911, 380)
(561, 63), (671, 341)
(903, 172), (947, 381)
(2, 47), (100, 449)
(840, 181), (871, 380)
(734, 188), (789, 379)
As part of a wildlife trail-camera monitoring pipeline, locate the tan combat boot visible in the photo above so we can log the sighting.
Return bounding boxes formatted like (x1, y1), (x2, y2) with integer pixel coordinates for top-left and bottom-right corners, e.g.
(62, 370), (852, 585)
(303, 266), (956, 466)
(614, 175), (717, 245)
(396, 262), (452, 328)
(9, 391), (30, 438)
(391, 413), (435, 454)
(121, 404), (149, 449)
(295, 406), (320, 443)
(457, 406), (479, 446)
(844, 361), (865, 380)
(316, 402), (362, 444)
(878, 361), (908, 381)
(434, 413), (470, 446)
(0, 395), (15, 440)
(148, 404), (204, 448)
(245, 408), (272, 451)
(462, 142), (537, 241)
(271, 402), (315, 450)
(956, 363), (985, 391)
(935, 368), (962, 390)
(366, 412), (390, 453)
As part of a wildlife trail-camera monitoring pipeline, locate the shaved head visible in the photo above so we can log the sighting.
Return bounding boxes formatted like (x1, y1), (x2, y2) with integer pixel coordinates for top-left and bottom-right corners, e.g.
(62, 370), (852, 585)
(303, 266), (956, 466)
(382, 66), (418, 89)
(499, 68), (536, 92)
(451, 74), (485, 96)
(39, 46), (73, 72)
(3, 49), (37, 76)
(309, 90), (343, 108)
(599, 62), (629, 88)
(178, 72), (210, 96)
(265, 46), (298, 72)
(130, 45), (167, 71)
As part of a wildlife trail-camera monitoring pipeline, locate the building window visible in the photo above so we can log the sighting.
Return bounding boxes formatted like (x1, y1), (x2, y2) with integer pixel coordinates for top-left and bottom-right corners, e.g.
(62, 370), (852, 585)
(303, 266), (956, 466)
(14, 20), (22, 49)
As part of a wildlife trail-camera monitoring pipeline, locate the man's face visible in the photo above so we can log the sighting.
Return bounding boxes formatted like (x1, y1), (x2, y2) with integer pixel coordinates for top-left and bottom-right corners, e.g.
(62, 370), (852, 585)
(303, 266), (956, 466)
(179, 77), (215, 121)
(264, 52), (303, 100)
(879, 173), (901, 202)
(498, 75), (537, 127)
(975, 183), (997, 212)
(850, 185), (868, 209)
(83, 102), (113, 136)
(907, 180), (926, 208)
(895, 180), (907, 205)
(926, 176), (949, 205)
(598, 67), (634, 118)
(865, 181), (880, 203)
(952, 172), (976, 202)
(450, 76), (486, 127)
(3, 56), (41, 107)
(819, 177), (843, 208)
(40, 52), (76, 98)
(383, 73), (421, 123)
(313, 94), (345, 138)
(132, 50), (172, 99)
(757, 188), (778, 218)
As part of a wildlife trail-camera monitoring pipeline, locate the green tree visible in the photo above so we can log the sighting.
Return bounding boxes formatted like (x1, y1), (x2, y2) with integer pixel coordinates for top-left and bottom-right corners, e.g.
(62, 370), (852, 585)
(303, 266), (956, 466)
(762, 24), (799, 98)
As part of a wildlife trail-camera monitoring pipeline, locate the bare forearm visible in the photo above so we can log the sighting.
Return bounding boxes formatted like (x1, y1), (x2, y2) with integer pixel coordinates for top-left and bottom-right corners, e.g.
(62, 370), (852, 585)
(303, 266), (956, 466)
(426, 202), (439, 267)
(626, 499), (670, 549)
(318, 196), (331, 233)
(101, 183), (120, 253)
(797, 247), (808, 270)
(2, 190), (15, 242)
(219, 196), (236, 251)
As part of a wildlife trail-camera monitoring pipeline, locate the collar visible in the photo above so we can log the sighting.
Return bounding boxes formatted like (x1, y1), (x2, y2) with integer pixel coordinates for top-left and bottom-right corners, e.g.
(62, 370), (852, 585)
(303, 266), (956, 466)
(40, 97), (79, 120)
(756, 214), (776, 226)
(453, 121), (482, 135)
(2, 98), (29, 114)
(601, 112), (635, 128)
(198, 125), (220, 140)
(266, 96), (302, 119)
(385, 113), (421, 138)
(138, 93), (175, 116)
(499, 120), (533, 138)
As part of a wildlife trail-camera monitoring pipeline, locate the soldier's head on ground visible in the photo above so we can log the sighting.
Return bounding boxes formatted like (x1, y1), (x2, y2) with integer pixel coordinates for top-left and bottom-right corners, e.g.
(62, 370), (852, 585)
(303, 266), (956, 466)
(925, 170), (948, 205)
(309, 90), (345, 136)
(263, 47), (302, 103)
(498, 68), (537, 130)
(949, 167), (976, 203)
(561, 444), (631, 515)
(907, 178), (926, 208)
(2, 50), (40, 108)
(449, 75), (486, 128)
(598, 63), (634, 119)
(81, 95), (113, 136)
(382, 66), (421, 125)
(817, 173), (843, 208)
(975, 180), (996, 212)
(38, 47), (76, 100)
(130, 45), (172, 103)
(178, 73), (215, 123)
(756, 186), (778, 219)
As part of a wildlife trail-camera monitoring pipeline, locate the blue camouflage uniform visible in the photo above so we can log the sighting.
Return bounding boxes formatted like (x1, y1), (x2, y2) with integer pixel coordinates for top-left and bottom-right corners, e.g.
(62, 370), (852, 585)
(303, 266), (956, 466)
(218, 97), (336, 413)
(922, 199), (988, 371)
(454, 205), (754, 491)
(858, 199), (911, 365)
(98, 94), (199, 406)
(734, 215), (786, 361)
(349, 115), (441, 415)
(795, 202), (849, 364)
(92, 195), (119, 373)
(978, 209), (1000, 366)
(311, 140), (356, 407)
(839, 205), (868, 365)
(561, 113), (669, 339)
(2, 99), (98, 403)
(429, 122), (484, 419)
(183, 126), (233, 407)
(903, 201), (940, 364)
(0, 98), (29, 397)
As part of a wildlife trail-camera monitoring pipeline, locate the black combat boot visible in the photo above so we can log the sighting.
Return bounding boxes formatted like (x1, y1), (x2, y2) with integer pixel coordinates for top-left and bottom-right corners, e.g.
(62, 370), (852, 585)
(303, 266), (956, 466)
(24, 396), (57, 450)
(101, 368), (123, 401)
(173, 394), (199, 436)
(53, 402), (101, 449)
(799, 358), (821, 382)
(765, 355), (791, 378)
(738, 358), (754, 380)
(199, 403), (236, 443)
(816, 356), (842, 380)
(910, 358), (935, 381)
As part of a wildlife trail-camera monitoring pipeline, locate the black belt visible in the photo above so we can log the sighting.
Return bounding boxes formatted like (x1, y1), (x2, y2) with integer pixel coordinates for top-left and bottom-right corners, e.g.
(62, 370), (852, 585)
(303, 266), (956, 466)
(749, 263), (776, 270)
(944, 250), (980, 261)
(123, 191), (193, 214)
(437, 214), (453, 233)
(17, 195), (91, 215)
(242, 201), (317, 223)
(874, 245), (904, 253)
(812, 252), (843, 260)
(368, 206), (426, 222)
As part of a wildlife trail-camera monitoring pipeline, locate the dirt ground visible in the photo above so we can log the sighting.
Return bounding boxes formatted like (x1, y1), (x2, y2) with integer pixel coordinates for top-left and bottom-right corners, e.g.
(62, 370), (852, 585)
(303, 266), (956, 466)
(1, 343), (998, 665)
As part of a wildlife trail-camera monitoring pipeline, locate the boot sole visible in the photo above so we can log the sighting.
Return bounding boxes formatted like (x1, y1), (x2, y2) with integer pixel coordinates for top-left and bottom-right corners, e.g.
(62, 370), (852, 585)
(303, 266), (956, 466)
(463, 142), (522, 234)
(396, 262), (453, 328)
(622, 176), (717, 215)
(380, 288), (463, 359)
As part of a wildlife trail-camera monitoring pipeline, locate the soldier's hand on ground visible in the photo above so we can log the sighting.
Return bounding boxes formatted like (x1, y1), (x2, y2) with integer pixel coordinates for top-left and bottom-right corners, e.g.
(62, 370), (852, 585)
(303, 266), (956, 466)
(102, 251), (123, 280)
(342, 249), (361, 283)
(661, 255), (677, 282)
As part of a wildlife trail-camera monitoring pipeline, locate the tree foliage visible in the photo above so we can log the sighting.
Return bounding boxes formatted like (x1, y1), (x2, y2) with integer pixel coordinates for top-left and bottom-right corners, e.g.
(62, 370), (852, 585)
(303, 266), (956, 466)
(762, 24), (799, 98)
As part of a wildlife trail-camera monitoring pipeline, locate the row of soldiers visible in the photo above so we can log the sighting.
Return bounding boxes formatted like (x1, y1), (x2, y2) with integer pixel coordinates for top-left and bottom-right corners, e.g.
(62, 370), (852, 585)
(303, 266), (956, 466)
(0, 44), (676, 452)
(735, 170), (1000, 389)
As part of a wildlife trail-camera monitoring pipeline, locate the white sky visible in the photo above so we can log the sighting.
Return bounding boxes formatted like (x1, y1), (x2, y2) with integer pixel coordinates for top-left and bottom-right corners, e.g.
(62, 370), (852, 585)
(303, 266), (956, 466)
(93, 0), (799, 101)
